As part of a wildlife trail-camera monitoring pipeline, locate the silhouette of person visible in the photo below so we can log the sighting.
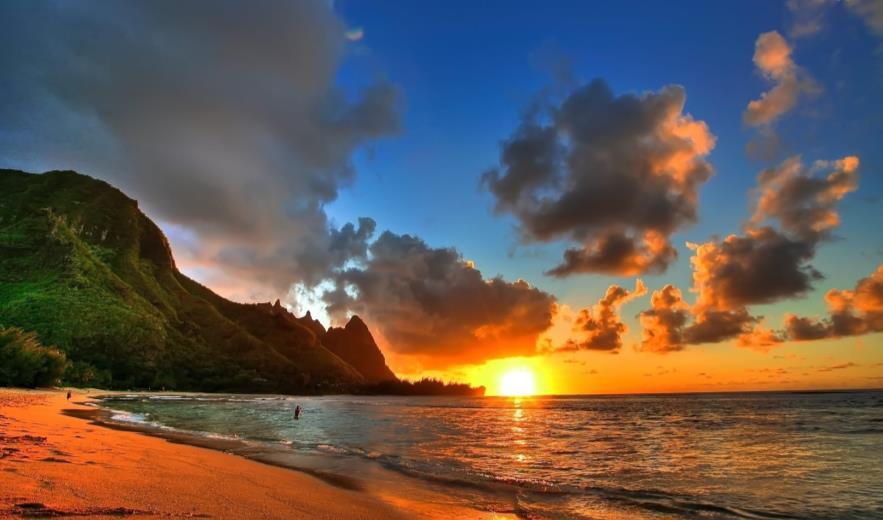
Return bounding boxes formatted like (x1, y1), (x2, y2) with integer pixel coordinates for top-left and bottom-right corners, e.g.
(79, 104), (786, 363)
(66, 390), (71, 401)
(294, 405), (301, 420)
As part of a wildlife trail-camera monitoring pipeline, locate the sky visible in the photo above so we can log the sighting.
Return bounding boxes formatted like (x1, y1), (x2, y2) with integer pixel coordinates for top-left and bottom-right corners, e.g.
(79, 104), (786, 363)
(1, 0), (882, 394)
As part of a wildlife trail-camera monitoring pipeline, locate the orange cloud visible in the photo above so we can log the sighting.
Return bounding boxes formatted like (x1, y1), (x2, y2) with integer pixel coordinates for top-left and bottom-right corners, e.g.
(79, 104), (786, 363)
(558, 280), (647, 353)
(639, 284), (690, 353)
(737, 326), (785, 352)
(785, 265), (883, 340)
(744, 31), (817, 127)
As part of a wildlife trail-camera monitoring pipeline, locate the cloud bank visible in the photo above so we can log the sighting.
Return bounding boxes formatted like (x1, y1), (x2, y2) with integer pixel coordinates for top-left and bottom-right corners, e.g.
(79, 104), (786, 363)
(321, 231), (558, 368)
(483, 79), (715, 277)
(0, 0), (399, 301)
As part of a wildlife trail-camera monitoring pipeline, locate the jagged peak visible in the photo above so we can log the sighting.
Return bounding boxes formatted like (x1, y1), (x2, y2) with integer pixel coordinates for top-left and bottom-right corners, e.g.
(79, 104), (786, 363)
(345, 314), (367, 330)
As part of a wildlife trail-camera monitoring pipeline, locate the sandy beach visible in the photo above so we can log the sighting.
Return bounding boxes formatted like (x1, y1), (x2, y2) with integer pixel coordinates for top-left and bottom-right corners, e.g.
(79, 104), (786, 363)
(0, 388), (416, 519)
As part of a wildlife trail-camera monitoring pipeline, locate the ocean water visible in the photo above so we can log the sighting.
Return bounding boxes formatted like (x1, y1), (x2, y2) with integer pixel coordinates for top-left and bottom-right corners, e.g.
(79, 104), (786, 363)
(98, 391), (883, 519)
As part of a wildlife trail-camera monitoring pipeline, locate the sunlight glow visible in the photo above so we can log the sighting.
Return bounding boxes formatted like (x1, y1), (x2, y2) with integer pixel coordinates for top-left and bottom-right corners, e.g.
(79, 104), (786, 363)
(499, 368), (536, 397)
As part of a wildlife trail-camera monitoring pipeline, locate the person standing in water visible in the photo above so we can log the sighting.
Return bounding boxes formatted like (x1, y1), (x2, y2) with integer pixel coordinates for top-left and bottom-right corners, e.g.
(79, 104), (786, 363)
(294, 405), (301, 420)
(66, 390), (71, 401)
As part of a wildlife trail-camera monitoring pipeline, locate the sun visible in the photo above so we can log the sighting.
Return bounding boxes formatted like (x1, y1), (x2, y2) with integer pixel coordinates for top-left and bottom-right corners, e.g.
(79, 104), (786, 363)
(499, 368), (536, 397)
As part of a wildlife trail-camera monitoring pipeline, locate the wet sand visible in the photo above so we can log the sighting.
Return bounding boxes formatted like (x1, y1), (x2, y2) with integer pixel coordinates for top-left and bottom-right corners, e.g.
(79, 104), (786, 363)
(0, 388), (414, 519)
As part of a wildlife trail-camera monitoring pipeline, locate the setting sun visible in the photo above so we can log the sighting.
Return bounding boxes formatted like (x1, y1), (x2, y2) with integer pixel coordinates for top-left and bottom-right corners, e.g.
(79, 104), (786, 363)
(499, 368), (536, 397)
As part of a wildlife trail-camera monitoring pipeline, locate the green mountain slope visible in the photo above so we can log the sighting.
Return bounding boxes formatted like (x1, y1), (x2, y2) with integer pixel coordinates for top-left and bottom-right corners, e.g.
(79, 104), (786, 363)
(0, 169), (386, 392)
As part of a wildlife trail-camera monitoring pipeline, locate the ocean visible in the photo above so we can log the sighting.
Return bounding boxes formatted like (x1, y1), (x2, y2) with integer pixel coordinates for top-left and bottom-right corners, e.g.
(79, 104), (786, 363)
(96, 391), (883, 519)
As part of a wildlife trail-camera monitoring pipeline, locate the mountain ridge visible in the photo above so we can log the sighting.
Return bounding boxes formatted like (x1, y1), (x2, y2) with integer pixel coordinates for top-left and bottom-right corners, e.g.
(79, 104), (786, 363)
(0, 169), (397, 392)
(323, 315), (397, 383)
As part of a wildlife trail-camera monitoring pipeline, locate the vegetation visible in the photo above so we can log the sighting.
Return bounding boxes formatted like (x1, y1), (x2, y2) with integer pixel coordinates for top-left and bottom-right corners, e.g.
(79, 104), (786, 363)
(0, 169), (362, 393)
(0, 326), (68, 387)
(362, 377), (485, 396)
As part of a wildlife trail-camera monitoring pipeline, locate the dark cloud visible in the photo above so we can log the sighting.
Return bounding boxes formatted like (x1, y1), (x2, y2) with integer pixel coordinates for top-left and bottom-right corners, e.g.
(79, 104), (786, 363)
(0, 0), (399, 300)
(639, 287), (757, 353)
(685, 309), (757, 345)
(639, 155), (860, 352)
(751, 156), (859, 243)
(638, 285), (690, 353)
(323, 231), (557, 368)
(547, 231), (676, 278)
(784, 265), (883, 341)
(690, 228), (820, 309)
(483, 79), (715, 276)
(558, 280), (646, 353)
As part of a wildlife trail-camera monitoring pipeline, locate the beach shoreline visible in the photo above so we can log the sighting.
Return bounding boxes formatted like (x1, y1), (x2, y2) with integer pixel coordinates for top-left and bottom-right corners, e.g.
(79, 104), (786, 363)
(0, 388), (500, 519)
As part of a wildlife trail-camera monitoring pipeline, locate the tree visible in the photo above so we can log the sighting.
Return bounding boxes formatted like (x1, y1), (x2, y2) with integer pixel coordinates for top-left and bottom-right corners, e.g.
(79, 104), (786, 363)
(0, 326), (68, 387)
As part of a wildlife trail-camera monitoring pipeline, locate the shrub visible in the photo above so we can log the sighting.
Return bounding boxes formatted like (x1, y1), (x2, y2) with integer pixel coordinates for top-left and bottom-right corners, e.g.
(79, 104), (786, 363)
(62, 360), (112, 388)
(0, 326), (69, 387)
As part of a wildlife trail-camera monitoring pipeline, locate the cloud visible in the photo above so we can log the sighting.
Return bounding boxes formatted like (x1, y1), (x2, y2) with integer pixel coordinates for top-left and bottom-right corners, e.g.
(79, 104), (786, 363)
(817, 362), (860, 372)
(639, 284), (758, 353)
(736, 326), (786, 352)
(689, 228), (820, 310)
(639, 156), (860, 352)
(345, 27), (365, 42)
(751, 156), (860, 241)
(0, 1), (399, 301)
(744, 31), (817, 128)
(322, 231), (557, 368)
(846, 0), (883, 36)
(787, 0), (832, 38)
(557, 280), (646, 353)
(784, 265), (883, 341)
(639, 285), (691, 353)
(684, 308), (757, 345)
(483, 79), (715, 277)
(684, 155), (858, 346)
(787, 0), (883, 38)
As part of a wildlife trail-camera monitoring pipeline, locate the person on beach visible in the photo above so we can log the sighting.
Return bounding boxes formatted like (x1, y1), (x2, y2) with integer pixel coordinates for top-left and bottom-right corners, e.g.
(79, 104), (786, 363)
(66, 390), (71, 401)
(294, 405), (301, 420)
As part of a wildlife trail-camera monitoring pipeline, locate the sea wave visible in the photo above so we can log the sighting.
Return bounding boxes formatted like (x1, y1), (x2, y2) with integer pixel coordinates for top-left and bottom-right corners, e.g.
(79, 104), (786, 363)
(103, 405), (242, 442)
(92, 391), (883, 519)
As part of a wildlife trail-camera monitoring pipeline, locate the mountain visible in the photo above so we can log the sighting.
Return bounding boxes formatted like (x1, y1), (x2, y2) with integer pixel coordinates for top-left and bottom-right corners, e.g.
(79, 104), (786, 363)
(0, 169), (397, 393)
(322, 316), (397, 383)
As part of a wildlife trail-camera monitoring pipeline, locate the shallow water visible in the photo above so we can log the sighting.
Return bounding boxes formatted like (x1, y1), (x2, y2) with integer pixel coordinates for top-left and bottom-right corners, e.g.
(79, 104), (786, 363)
(98, 391), (883, 519)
